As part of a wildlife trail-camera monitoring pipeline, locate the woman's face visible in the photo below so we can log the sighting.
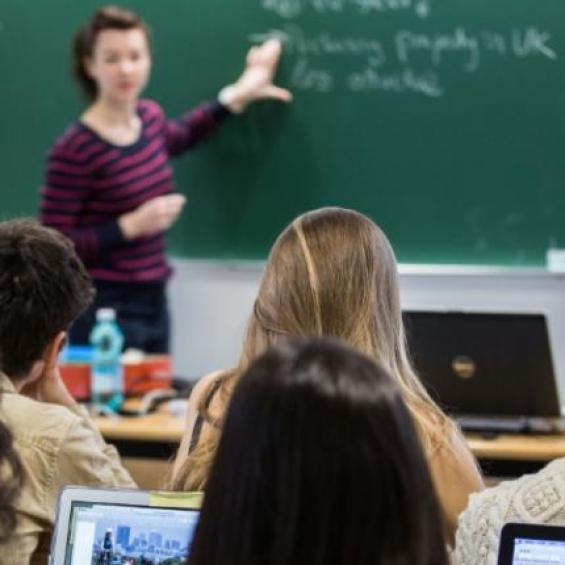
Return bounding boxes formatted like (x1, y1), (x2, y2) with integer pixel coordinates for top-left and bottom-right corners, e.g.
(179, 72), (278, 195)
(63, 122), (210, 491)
(86, 28), (151, 104)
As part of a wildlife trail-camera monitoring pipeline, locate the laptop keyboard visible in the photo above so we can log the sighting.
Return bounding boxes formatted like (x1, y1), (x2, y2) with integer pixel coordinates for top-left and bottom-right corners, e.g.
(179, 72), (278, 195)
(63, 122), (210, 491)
(455, 415), (565, 435)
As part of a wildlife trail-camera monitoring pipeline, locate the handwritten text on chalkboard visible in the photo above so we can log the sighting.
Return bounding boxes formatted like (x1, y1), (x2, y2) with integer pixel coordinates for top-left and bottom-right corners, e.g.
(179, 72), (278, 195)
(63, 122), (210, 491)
(252, 3), (558, 97)
(261, 0), (432, 19)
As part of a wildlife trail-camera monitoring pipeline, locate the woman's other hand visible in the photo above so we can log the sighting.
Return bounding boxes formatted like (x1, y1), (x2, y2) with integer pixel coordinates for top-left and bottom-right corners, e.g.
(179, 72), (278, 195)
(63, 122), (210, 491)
(119, 193), (187, 240)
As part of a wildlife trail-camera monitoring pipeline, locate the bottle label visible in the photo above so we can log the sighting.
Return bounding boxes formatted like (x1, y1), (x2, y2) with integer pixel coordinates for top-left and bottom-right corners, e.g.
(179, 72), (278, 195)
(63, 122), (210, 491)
(92, 365), (120, 395)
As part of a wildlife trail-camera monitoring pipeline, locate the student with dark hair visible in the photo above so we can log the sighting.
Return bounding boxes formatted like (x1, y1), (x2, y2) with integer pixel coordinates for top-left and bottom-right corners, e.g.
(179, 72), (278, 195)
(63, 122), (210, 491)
(39, 5), (291, 353)
(0, 219), (135, 564)
(188, 338), (449, 565)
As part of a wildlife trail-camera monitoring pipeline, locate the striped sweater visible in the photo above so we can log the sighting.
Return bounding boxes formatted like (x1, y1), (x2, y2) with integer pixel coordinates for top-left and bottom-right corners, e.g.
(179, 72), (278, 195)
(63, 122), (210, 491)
(40, 99), (229, 283)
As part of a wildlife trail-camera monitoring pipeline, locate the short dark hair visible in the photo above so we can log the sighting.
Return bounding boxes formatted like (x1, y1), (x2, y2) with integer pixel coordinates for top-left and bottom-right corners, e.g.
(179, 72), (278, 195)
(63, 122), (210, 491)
(0, 219), (94, 379)
(73, 6), (151, 99)
(189, 338), (448, 565)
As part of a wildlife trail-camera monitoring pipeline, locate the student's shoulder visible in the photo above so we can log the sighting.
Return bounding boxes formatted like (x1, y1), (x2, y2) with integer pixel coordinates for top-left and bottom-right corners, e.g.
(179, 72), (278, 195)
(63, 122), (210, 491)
(48, 122), (95, 162)
(4, 394), (85, 448)
(456, 458), (565, 564)
(138, 98), (166, 123)
(189, 369), (227, 411)
(464, 456), (565, 523)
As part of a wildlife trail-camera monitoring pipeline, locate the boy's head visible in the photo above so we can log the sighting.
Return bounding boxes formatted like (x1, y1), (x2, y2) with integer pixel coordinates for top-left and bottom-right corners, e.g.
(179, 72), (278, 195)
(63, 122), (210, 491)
(0, 219), (94, 381)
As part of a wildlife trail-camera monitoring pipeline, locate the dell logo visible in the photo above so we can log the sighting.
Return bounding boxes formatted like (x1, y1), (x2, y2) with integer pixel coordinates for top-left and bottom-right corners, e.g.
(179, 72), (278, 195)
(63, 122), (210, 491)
(451, 355), (476, 379)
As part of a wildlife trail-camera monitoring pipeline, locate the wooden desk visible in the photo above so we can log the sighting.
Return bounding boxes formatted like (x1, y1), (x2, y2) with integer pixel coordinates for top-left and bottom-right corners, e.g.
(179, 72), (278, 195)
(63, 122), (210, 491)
(467, 434), (565, 462)
(466, 433), (565, 477)
(94, 409), (184, 489)
(94, 410), (565, 479)
(96, 411), (184, 444)
(94, 407), (184, 459)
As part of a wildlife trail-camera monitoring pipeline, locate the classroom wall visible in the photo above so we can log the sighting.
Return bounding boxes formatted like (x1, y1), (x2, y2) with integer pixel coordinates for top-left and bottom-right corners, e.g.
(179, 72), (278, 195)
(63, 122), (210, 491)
(169, 260), (565, 406)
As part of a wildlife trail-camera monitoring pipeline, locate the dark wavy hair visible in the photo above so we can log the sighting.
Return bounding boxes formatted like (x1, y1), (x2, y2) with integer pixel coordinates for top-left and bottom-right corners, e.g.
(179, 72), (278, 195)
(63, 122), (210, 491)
(0, 219), (94, 379)
(0, 417), (22, 542)
(188, 338), (448, 565)
(72, 5), (151, 99)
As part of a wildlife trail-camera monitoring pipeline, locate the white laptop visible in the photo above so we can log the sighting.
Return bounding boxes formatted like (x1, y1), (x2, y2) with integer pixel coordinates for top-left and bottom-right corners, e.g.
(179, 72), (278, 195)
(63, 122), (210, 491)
(49, 486), (201, 565)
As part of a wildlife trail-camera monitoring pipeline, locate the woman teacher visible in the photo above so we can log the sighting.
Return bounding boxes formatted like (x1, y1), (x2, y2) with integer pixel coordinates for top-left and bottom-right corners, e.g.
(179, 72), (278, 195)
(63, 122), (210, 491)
(40, 6), (291, 352)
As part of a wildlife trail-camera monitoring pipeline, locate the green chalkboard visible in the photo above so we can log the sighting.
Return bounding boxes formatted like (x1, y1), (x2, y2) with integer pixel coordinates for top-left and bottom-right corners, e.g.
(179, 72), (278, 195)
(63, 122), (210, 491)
(2, 0), (565, 264)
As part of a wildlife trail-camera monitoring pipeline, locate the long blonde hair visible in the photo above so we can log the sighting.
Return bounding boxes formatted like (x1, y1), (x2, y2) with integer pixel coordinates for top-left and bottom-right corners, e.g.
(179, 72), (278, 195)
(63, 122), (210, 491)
(171, 207), (448, 490)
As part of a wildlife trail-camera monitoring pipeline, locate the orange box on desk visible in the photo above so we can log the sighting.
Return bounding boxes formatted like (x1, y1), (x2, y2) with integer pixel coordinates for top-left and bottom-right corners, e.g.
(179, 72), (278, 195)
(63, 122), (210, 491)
(59, 355), (172, 400)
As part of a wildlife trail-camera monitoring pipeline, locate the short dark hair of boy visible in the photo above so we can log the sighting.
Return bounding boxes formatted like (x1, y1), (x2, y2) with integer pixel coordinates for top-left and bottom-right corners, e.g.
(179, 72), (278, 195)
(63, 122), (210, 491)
(0, 219), (94, 379)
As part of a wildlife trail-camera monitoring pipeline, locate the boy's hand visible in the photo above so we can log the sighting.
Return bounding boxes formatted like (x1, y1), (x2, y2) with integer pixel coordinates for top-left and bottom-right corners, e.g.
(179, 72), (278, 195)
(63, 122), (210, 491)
(22, 366), (77, 409)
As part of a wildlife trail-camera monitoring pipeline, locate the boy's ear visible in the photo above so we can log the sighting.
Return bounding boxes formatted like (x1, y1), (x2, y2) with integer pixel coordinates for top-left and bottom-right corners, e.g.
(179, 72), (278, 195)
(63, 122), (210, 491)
(42, 331), (67, 372)
(25, 359), (46, 387)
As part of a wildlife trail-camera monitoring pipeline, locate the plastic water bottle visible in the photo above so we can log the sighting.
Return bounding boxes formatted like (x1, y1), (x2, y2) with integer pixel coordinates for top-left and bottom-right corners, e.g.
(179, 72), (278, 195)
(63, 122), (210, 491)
(90, 308), (124, 412)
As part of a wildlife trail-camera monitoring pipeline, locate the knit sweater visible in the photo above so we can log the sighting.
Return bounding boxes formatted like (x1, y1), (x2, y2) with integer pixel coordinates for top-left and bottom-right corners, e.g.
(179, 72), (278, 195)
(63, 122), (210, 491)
(40, 99), (230, 283)
(455, 457), (565, 564)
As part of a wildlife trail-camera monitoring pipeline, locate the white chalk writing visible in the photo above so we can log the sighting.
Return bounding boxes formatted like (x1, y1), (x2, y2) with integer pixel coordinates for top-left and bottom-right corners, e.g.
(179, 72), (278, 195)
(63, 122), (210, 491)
(260, 0), (431, 19)
(395, 28), (481, 73)
(253, 3), (559, 98)
(348, 66), (443, 97)
(291, 58), (335, 91)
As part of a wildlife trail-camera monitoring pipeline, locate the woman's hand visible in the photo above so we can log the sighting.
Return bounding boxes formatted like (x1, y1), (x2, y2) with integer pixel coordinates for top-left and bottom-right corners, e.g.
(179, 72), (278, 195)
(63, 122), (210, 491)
(219, 39), (292, 114)
(119, 194), (187, 240)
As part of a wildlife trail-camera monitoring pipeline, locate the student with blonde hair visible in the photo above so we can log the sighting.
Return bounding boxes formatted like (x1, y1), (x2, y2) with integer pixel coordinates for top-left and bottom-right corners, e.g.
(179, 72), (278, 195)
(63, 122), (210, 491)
(170, 206), (484, 544)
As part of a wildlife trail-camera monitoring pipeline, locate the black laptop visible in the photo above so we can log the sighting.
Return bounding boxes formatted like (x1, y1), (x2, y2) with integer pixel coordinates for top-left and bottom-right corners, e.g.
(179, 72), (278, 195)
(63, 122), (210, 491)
(498, 523), (565, 564)
(403, 311), (564, 434)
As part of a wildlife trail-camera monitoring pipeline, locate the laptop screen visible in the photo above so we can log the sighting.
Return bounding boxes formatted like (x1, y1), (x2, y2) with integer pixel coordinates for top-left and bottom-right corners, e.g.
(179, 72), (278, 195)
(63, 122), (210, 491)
(498, 523), (565, 564)
(512, 537), (565, 564)
(63, 501), (199, 564)
(403, 311), (560, 417)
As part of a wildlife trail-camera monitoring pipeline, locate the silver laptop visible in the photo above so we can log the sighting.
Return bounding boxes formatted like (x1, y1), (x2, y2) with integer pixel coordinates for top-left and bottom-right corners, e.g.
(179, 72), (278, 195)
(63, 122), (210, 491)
(49, 486), (201, 565)
(403, 311), (564, 434)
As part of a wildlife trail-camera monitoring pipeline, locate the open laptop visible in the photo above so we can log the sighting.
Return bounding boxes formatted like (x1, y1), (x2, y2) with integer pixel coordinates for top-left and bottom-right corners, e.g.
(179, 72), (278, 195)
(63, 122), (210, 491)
(498, 522), (565, 564)
(49, 486), (201, 565)
(403, 311), (564, 434)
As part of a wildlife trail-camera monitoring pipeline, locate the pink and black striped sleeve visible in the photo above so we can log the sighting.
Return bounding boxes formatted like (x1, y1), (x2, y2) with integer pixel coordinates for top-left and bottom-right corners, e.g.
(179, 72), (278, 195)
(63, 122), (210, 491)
(164, 101), (232, 156)
(39, 139), (125, 265)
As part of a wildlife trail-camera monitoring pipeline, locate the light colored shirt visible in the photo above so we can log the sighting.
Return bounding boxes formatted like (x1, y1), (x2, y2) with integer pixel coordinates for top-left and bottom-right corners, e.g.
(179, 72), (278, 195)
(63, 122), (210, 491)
(455, 457), (565, 565)
(0, 373), (135, 565)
